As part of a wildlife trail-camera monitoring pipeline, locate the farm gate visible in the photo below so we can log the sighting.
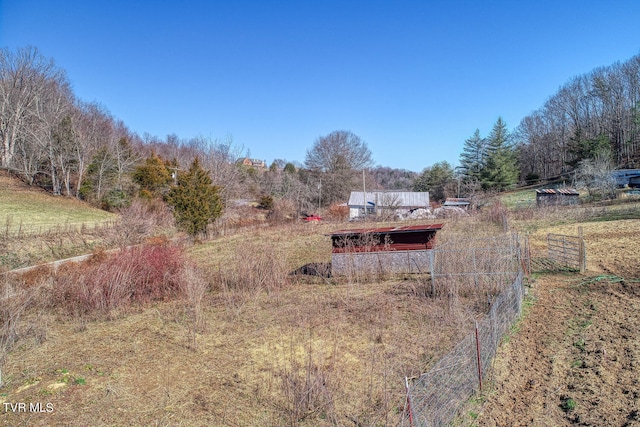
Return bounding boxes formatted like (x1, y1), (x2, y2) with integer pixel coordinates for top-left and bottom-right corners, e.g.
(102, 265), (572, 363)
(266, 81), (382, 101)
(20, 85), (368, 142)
(531, 228), (586, 273)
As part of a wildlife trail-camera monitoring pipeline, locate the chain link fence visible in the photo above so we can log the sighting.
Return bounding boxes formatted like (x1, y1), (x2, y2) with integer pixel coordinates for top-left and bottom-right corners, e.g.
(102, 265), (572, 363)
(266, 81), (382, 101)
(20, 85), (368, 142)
(402, 234), (526, 426)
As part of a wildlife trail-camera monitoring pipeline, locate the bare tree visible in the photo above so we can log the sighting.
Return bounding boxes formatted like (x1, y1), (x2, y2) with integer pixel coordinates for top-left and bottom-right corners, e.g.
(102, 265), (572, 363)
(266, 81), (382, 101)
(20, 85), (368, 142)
(575, 149), (617, 200)
(70, 101), (111, 198)
(515, 53), (640, 181)
(26, 72), (74, 194)
(304, 130), (373, 206)
(196, 136), (245, 203)
(0, 47), (64, 169)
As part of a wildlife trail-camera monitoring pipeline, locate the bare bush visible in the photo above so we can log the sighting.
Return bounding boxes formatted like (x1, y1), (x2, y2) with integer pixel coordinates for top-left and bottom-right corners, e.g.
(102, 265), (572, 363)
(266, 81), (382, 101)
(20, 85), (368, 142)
(277, 339), (338, 425)
(268, 198), (297, 224)
(483, 199), (509, 231)
(180, 264), (209, 342)
(215, 242), (289, 316)
(110, 198), (174, 246)
(326, 202), (349, 221)
(53, 243), (186, 317)
(0, 276), (44, 386)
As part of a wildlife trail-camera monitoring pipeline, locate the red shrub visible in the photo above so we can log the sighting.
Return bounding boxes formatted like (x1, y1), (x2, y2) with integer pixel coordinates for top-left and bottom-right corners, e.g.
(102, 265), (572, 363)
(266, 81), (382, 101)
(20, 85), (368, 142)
(54, 244), (186, 315)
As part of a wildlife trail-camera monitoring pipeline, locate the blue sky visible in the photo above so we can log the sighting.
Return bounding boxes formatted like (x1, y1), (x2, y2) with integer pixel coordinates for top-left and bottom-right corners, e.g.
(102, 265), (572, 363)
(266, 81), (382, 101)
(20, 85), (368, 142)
(2, 0), (640, 172)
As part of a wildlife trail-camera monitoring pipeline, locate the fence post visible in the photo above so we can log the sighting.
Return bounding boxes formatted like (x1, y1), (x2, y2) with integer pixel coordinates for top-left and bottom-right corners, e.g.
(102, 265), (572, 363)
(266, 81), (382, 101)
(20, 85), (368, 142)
(405, 376), (414, 427)
(429, 250), (435, 297)
(578, 226), (586, 273)
(475, 321), (483, 392)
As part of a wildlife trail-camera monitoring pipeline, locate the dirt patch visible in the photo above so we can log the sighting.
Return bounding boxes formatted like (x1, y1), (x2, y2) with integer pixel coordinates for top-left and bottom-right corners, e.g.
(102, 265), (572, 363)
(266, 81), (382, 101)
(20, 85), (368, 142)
(477, 271), (640, 425)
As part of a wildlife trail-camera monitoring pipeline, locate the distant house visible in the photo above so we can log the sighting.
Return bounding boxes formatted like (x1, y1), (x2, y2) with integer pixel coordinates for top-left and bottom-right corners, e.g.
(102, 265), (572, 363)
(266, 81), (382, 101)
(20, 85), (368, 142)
(611, 169), (640, 188)
(347, 191), (430, 219)
(536, 189), (580, 207)
(237, 157), (267, 169)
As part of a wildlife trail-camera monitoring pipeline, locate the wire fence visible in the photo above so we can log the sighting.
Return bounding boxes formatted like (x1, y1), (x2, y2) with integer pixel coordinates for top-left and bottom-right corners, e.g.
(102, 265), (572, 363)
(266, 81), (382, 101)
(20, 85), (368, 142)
(429, 233), (524, 307)
(1, 219), (118, 240)
(402, 234), (526, 426)
(547, 232), (586, 272)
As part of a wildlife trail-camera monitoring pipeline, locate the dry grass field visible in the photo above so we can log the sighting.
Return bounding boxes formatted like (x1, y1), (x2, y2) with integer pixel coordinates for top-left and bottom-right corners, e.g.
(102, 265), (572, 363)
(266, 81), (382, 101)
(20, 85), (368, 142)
(1, 214), (508, 426)
(1, 182), (639, 426)
(0, 171), (119, 272)
(0, 171), (115, 234)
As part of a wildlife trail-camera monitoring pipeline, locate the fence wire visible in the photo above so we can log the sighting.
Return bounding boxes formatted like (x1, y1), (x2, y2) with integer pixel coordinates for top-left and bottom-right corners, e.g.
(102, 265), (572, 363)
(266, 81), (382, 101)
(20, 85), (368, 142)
(403, 234), (526, 427)
(1, 220), (117, 240)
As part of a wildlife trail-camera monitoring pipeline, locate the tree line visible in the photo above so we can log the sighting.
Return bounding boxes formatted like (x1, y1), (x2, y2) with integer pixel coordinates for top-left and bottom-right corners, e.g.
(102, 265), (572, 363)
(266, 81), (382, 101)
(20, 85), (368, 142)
(515, 54), (640, 182)
(0, 47), (421, 234)
(3, 45), (638, 231)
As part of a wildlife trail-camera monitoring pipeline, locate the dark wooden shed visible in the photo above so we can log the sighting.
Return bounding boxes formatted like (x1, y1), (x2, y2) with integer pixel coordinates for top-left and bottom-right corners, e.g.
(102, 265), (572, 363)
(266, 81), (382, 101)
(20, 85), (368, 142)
(329, 224), (444, 276)
(329, 224), (443, 253)
(536, 189), (580, 207)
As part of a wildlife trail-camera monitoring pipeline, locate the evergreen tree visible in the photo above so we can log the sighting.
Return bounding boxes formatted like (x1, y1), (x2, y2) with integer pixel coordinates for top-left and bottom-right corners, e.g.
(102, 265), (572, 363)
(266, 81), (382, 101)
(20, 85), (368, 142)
(132, 151), (173, 198)
(166, 157), (223, 237)
(413, 161), (455, 202)
(481, 118), (519, 190)
(458, 129), (487, 181)
(283, 162), (296, 174)
(566, 130), (611, 169)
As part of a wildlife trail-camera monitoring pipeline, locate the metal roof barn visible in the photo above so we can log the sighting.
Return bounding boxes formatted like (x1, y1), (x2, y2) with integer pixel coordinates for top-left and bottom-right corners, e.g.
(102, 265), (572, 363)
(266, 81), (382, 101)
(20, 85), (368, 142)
(347, 191), (430, 219)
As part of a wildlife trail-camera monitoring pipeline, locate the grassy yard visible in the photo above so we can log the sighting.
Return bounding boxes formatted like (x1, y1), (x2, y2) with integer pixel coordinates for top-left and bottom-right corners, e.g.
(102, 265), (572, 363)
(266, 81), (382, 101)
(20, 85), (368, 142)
(0, 171), (116, 237)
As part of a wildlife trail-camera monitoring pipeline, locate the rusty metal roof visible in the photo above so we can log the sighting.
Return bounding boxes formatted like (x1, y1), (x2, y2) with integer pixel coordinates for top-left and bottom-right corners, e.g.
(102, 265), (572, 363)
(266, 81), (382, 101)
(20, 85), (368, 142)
(329, 223), (444, 237)
(535, 188), (579, 195)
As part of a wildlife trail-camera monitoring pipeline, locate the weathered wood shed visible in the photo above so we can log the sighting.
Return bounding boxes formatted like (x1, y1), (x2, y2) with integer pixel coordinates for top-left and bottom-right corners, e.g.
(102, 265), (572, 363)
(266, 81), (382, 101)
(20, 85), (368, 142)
(536, 189), (580, 207)
(329, 224), (443, 275)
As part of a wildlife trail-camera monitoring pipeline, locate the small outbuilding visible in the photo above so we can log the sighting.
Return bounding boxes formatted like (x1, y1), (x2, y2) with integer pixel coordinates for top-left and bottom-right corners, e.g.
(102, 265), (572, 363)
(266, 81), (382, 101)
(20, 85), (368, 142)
(329, 223), (443, 276)
(536, 188), (580, 207)
(443, 198), (471, 209)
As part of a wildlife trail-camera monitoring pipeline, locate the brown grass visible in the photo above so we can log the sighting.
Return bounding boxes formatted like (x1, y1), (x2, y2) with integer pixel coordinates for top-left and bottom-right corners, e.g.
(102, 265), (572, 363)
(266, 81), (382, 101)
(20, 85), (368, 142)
(2, 188), (638, 425)
(0, 217), (505, 426)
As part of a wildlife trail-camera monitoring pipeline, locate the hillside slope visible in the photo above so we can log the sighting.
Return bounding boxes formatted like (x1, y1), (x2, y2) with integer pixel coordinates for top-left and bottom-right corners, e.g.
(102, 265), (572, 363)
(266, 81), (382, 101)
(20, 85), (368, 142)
(0, 170), (115, 236)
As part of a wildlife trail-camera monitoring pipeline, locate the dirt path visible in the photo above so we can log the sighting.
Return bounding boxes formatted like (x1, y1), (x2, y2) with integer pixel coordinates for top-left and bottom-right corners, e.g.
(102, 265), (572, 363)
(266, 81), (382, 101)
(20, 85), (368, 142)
(477, 272), (640, 426)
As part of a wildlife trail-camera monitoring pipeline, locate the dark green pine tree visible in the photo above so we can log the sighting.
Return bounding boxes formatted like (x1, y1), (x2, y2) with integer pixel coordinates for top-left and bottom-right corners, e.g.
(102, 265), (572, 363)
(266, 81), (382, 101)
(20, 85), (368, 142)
(166, 157), (223, 237)
(458, 129), (487, 182)
(481, 117), (519, 190)
(413, 161), (455, 202)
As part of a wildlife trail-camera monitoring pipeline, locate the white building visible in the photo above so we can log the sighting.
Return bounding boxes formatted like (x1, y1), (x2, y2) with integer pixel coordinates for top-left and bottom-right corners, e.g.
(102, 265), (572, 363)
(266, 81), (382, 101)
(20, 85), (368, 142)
(347, 191), (430, 219)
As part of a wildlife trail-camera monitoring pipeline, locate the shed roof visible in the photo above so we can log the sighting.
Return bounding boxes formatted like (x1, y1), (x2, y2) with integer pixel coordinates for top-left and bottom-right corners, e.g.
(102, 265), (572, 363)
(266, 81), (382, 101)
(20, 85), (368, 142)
(444, 197), (471, 206)
(535, 189), (579, 195)
(330, 223), (444, 237)
(329, 223), (444, 252)
(348, 191), (430, 207)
